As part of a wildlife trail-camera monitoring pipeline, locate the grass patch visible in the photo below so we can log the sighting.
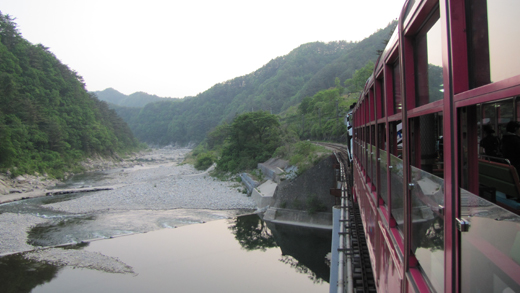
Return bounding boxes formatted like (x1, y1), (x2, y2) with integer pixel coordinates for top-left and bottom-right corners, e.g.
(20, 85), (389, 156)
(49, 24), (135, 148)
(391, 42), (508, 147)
(274, 141), (331, 175)
(306, 194), (327, 215)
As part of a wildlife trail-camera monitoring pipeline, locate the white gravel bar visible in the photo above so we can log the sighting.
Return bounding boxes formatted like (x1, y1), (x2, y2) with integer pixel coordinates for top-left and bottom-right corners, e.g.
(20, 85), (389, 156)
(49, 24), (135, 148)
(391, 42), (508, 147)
(24, 248), (135, 274)
(0, 148), (256, 256)
(0, 213), (48, 255)
(46, 163), (255, 214)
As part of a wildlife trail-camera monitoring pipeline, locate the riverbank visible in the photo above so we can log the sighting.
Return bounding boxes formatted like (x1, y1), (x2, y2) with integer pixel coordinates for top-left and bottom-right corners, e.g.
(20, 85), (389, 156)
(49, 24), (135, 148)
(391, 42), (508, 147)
(0, 147), (187, 204)
(0, 147), (256, 255)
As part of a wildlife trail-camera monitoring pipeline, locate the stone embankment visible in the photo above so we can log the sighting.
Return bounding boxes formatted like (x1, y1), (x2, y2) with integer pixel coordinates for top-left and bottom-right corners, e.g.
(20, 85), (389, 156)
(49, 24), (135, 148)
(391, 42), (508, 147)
(245, 155), (337, 228)
(0, 174), (60, 203)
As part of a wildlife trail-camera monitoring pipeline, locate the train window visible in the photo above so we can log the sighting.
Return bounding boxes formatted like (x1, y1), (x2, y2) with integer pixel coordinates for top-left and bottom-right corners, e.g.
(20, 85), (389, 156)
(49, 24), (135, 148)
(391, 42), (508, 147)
(365, 126), (370, 175)
(408, 112), (445, 292)
(390, 144), (404, 232)
(410, 164), (445, 293)
(392, 60), (402, 114)
(414, 8), (444, 107)
(370, 89), (375, 122)
(378, 123), (388, 205)
(370, 125), (376, 185)
(467, 98), (520, 293)
(410, 113), (444, 177)
(389, 121), (402, 157)
(467, 0), (520, 88)
(517, 97), (520, 122)
(460, 188), (520, 292)
(377, 78), (384, 119)
(481, 103), (498, 144)
(389, 120), (404, 231)
(497, 100), (514, 137)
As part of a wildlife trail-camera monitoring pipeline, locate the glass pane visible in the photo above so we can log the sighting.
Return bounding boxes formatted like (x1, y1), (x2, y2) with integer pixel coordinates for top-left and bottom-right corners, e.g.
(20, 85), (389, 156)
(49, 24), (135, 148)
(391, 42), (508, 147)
(390, 153), (404, 229)
(460, 189), (520, 293)
(467, 0), (520, 87)
(371, 144), (377, 189)
(368, 144), (373, 182)
(415, 16), (444, 106)
(410, 165), (445, 292)
(361, 141), (365, 171)
(487, 1), (520, 83)
(380, 149), (389, 204)
(393, 61), (402, 113)
(497, 100), (514, 138)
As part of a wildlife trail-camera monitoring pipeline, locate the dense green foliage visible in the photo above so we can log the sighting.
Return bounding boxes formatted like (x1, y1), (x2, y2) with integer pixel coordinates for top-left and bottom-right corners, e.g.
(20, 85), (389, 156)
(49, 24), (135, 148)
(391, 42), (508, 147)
(278, 83), (356, 142)
(194, 152), (215, 170)
(0, 13), (140, 177)
(344, 60), (375, 94)
(216, 111), (281, 173)
(93, 88), (173, 108)
(273, 141), (331, 175)
(192, 59), (373, 174)
(110, 22), (396, 146)
(272, 58), (375, 143)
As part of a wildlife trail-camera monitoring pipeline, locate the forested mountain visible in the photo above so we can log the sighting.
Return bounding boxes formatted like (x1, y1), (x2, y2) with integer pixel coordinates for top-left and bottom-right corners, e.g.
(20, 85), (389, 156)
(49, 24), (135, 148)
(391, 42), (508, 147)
(0, 13), (140, 177)
(93, 88), (171, 108)
(115, 22), (396, 145)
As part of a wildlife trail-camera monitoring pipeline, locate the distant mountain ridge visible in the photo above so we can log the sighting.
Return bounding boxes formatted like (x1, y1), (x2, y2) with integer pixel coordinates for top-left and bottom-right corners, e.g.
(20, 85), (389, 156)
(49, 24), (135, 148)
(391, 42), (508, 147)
(93, 88), (171, 108)
(109, 22), (397, 145)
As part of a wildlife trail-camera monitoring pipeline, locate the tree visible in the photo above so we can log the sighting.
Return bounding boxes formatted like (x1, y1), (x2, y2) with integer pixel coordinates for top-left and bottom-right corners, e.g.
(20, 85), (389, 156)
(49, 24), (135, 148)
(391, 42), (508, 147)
(217, 111), (281, 172)
(344, 60), (375, 95)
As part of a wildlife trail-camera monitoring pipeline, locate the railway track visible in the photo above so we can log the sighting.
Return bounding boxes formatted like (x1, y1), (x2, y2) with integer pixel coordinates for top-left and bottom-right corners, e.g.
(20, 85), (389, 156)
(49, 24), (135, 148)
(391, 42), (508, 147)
(316, 142), (376, 292)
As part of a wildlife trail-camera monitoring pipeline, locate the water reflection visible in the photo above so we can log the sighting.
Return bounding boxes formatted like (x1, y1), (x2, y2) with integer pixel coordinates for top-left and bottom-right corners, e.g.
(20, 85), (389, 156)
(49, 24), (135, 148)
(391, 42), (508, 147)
(229, 214), (331, 283)
(228, 214), (277, 251)
(0, 253), (60, 293)
(279, 255), (324, 284)
(268, 222), (331, 283)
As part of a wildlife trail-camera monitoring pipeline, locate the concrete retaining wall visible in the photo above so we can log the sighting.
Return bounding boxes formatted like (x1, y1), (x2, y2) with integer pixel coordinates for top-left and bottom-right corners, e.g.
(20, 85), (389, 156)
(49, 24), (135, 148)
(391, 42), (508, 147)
(263, 207), (332, 229)
(250, 180), (277, 208)
(240, 173), (259, 194)
(272, 155), (336, 212)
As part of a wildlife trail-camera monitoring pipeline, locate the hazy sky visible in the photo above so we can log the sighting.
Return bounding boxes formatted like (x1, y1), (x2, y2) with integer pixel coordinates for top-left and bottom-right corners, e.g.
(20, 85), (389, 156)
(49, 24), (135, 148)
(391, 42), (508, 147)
(2, 0), (405, 98)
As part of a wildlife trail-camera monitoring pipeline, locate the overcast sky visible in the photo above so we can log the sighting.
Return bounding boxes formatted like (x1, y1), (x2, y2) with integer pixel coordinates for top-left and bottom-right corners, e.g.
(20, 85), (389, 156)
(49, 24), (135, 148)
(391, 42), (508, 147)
(2, 0), (405, 98)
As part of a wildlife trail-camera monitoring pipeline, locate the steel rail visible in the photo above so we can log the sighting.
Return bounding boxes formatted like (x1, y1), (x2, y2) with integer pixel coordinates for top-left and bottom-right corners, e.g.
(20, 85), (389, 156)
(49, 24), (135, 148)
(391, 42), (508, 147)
(318, 142), (376, 292)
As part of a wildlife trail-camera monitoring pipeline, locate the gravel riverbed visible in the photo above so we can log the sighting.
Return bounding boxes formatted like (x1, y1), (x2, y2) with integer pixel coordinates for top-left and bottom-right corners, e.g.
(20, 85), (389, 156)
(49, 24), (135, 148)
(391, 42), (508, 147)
(46, 162), (255, 213)
(0, 147), (256, 257)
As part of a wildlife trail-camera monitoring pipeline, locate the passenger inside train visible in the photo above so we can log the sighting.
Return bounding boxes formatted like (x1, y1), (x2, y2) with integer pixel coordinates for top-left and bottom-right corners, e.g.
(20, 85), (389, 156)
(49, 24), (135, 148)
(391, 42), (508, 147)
(479, 125), (500, 157)
(474, 99), (520, 214)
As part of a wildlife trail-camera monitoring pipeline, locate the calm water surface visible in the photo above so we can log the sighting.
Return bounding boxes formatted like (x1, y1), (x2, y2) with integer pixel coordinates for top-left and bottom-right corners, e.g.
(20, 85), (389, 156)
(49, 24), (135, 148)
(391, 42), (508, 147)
(1, 215), (331, 293)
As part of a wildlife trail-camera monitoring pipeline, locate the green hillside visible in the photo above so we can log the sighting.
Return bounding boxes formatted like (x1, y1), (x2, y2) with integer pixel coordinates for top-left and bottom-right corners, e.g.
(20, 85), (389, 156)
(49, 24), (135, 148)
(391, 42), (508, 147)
(114, 22), (396, 146)
(0, 13), (140, 177)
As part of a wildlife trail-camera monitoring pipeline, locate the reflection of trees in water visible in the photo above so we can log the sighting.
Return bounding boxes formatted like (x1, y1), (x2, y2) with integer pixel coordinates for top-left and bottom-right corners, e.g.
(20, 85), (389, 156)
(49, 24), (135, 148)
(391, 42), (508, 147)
(0, 253), (60, 293)
(279, 255), (324, 284)
(228, 214), (277, 251)
(229, 215), (330, 283)
(268, 222), (331, 283)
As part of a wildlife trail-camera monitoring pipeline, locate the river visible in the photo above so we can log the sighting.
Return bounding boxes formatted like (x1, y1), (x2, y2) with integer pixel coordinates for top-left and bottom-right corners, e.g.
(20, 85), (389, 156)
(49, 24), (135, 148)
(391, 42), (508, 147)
(0, 148), (331, 292)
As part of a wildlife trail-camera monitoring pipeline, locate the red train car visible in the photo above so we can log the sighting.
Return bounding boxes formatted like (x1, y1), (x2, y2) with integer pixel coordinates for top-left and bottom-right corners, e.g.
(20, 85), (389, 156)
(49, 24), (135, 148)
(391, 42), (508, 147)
(350, 0), (520, 292)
